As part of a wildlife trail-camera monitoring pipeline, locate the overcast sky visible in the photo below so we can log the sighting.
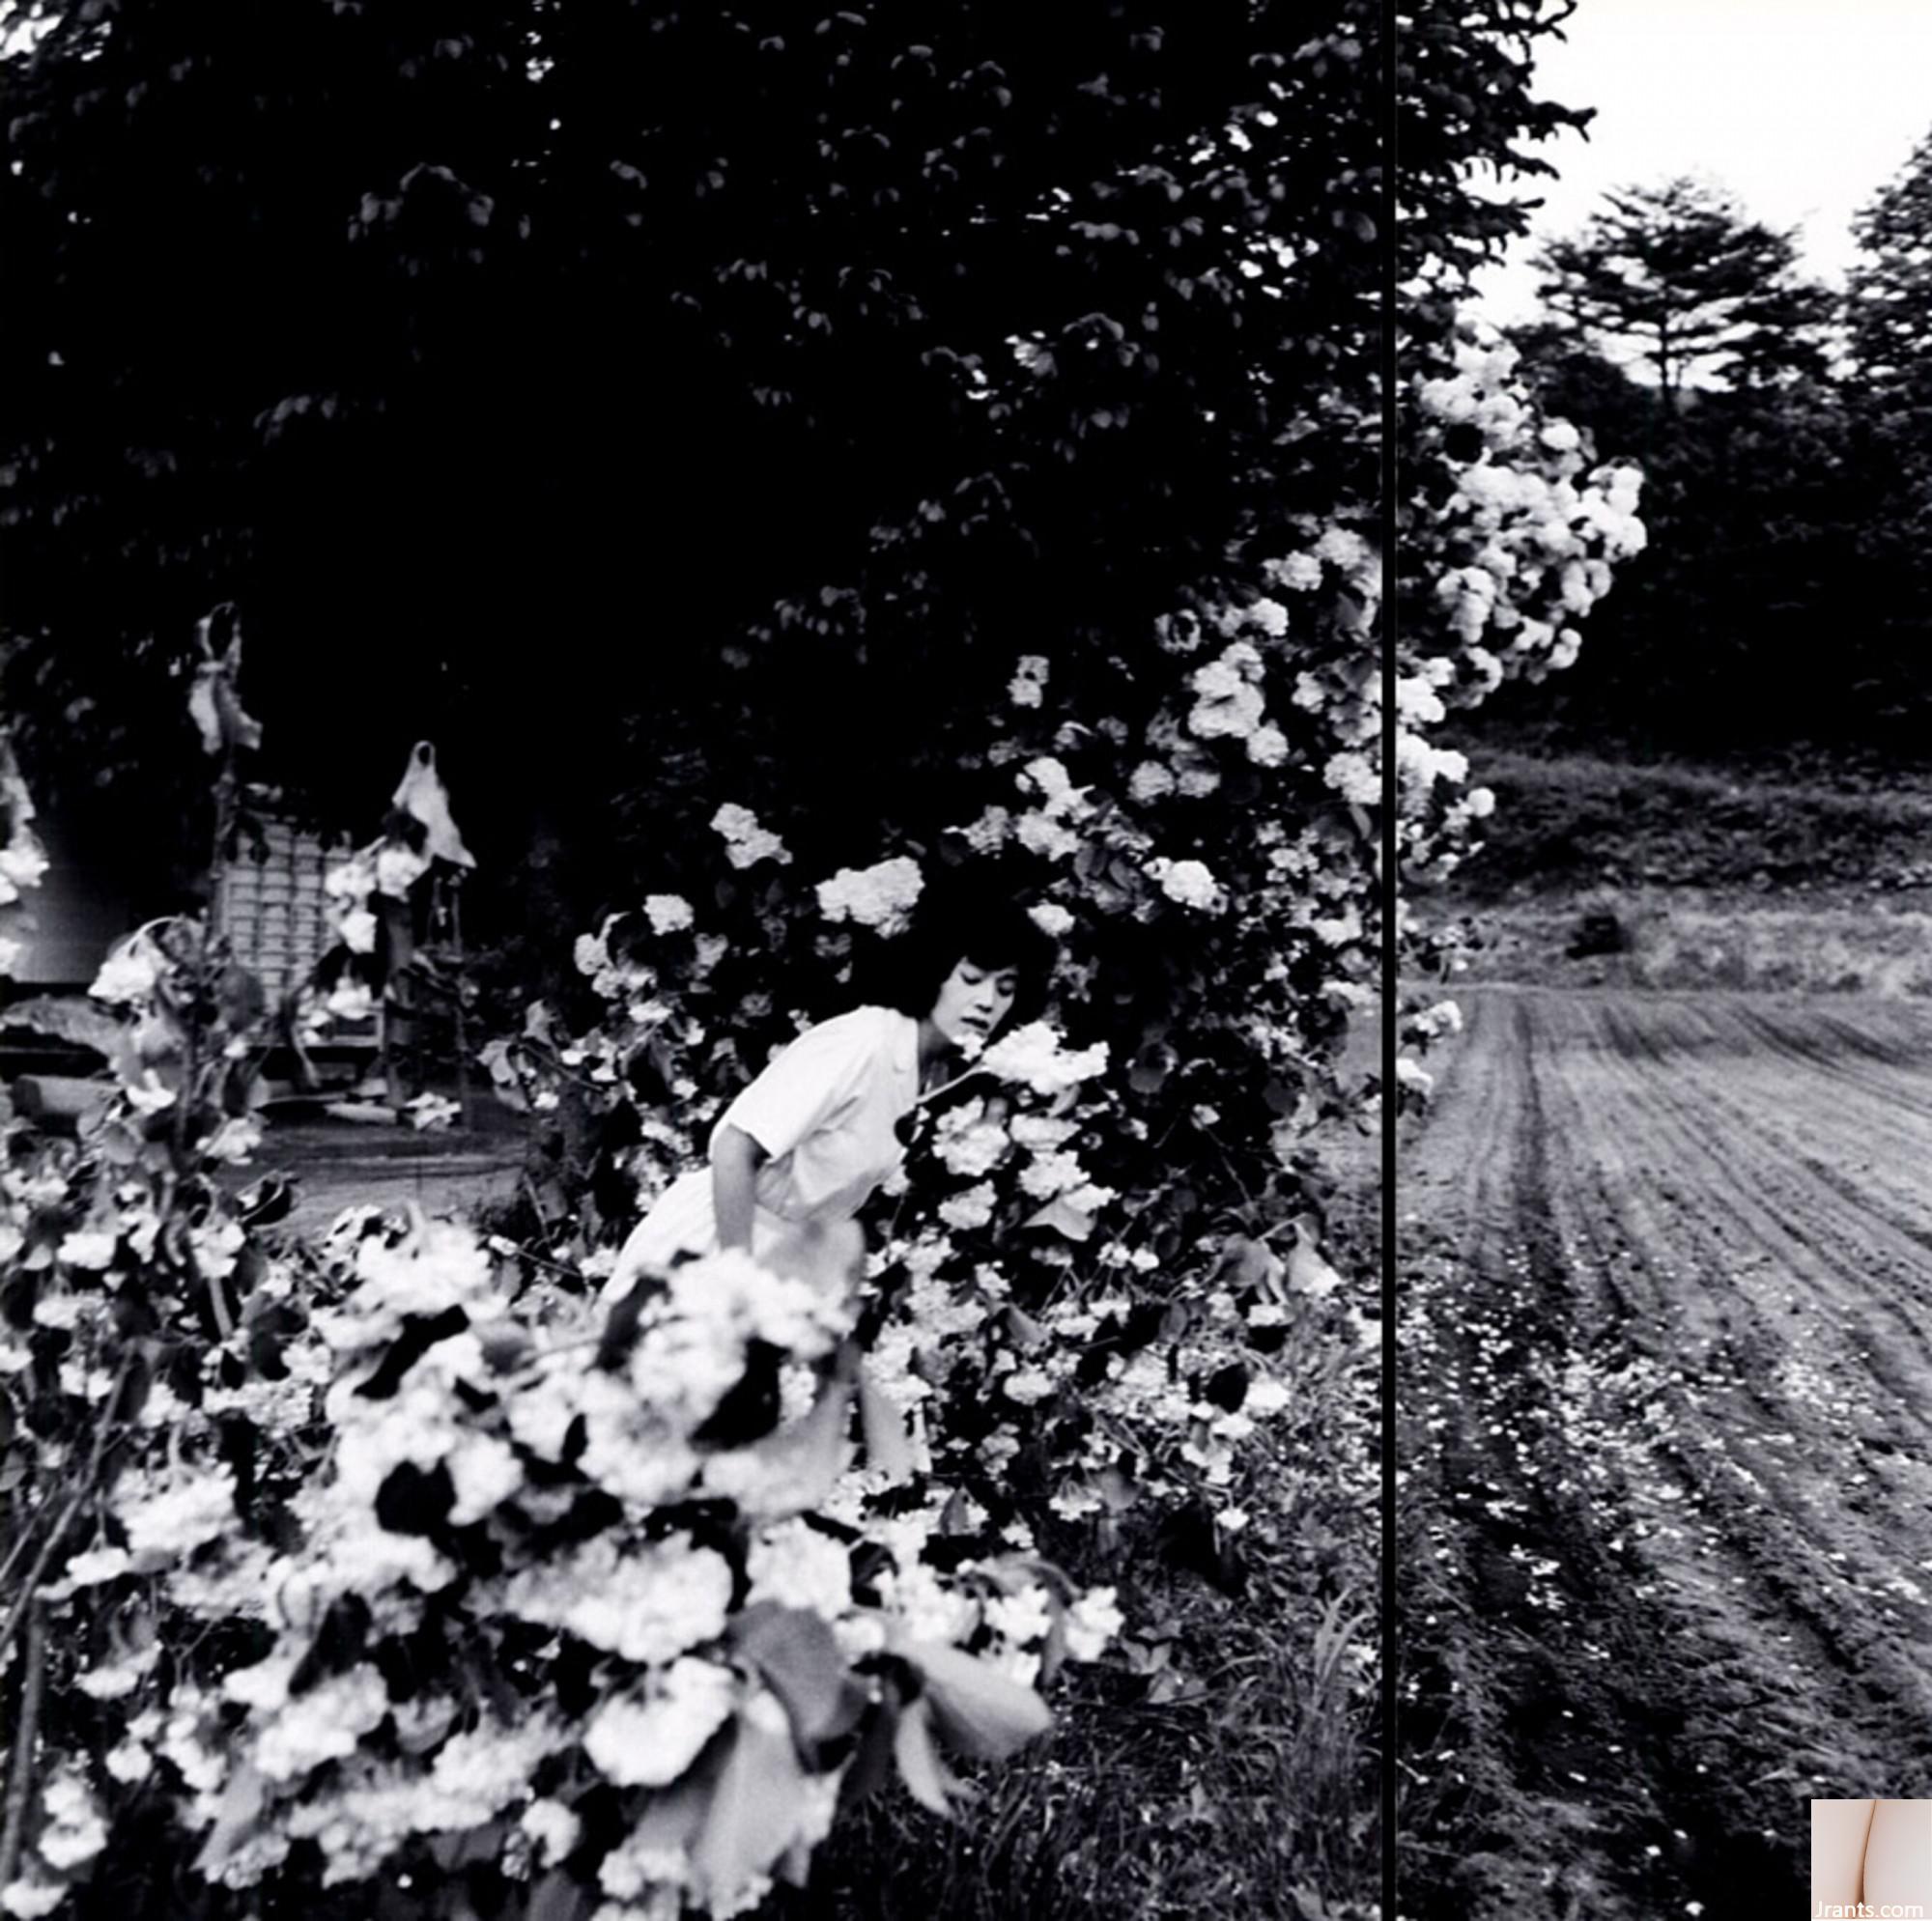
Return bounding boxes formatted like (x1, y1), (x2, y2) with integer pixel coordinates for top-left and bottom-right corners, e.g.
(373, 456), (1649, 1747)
(1467, 0), (1932, 326)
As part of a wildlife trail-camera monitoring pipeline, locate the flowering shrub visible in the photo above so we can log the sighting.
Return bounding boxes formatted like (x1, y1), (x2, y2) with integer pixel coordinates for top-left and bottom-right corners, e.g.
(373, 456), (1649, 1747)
(128, 1214), (1117, 1919)
(0, 732), (47, 977)
(0, 703), (1129, 1921)
(0, 723), (318, 1914)
(0, 303), (1645, 1914)
(1391, 324), (1648, 1096)
(478, 520), (1405, 1593)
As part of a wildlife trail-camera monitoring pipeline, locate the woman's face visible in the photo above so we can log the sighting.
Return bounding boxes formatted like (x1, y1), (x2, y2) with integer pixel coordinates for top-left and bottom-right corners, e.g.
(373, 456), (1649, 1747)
(927, 957), (1019, 1049)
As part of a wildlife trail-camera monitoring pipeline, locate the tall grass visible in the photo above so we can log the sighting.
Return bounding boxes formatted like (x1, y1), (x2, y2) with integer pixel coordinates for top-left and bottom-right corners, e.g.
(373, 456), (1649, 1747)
(788, 1538), (1379, 1919)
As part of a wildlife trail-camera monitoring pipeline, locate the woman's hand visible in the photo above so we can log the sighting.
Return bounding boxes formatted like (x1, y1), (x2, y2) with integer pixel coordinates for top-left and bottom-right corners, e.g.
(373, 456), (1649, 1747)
(710, 1124), (769, 1253)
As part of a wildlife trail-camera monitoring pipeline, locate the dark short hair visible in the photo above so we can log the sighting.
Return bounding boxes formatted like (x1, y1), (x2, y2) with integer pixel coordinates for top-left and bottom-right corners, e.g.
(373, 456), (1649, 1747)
(867, 883), (1057, 1028)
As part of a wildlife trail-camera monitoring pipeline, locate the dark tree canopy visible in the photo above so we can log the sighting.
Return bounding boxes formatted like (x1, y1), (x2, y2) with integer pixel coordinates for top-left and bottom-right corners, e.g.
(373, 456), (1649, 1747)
(1440, 150), (1932, 756)
(1499, 332), (1877, 747)
(1532, 176), (1837, 400)
(1849, 129), (1932, 389)
(1842, 128), (1932, 702)
(3, 0), (1613, 930)
(1395, 0), (1592, 333)
(4, 2), (1388, 911)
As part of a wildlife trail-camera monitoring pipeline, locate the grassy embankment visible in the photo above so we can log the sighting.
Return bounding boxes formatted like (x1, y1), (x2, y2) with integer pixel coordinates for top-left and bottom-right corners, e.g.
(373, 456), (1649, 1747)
(1415, 747), (1932, 995)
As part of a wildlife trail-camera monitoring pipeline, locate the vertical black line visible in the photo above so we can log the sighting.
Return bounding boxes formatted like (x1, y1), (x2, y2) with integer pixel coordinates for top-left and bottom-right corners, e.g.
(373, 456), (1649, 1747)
(1378, 0), (1401, 1916)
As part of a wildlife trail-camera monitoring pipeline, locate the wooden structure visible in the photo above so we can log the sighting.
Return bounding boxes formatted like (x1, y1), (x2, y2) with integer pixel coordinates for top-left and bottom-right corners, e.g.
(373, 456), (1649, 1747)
(217, 816), (350, 1005)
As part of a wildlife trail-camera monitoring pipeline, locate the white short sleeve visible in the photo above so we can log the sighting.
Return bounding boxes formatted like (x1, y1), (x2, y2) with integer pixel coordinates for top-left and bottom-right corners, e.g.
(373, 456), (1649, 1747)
(718, 1009), (884, 1163)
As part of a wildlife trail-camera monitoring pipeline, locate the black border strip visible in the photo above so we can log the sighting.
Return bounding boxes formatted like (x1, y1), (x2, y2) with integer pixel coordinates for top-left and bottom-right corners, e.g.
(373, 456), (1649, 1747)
(1379, 0), (1401, 1913)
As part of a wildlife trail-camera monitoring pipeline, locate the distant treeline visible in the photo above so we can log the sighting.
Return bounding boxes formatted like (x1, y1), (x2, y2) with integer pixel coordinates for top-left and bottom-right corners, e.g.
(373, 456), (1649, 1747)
(1469, 169), (1932, 760)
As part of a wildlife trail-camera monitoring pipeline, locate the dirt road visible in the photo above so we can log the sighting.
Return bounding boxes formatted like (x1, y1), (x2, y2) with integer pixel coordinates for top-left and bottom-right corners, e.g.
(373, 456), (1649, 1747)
(1398, 987), (1932, 1920)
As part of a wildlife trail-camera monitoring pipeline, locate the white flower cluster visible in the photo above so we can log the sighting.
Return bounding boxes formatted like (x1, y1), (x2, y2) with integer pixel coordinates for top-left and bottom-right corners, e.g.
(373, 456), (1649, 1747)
(110, 1203), (1119, 1919)
(572, 910), (662, 1006)
(1008, 654), (1051, 708)
(814, 854), (924, 934)
(1146, 856), (1227, 914)
(931, 1097), (1012, 1179)
(0, 832), (47, 909)
(639, 893), (692, 937)
(979, 1021), (1110, 1096)
(0, 735), (46, 974)
(710, 802), (793, 870)
(1010, 756), (1096, 862)
(89, 932), (164, 1007)
(110, 1460), (239, 1570)
(503, 1536), (734, 1665)
(1404, 999), (1463, 1043)
(1416, 331), (1645, 686)
(322, 1214), (506, 1352)
(1186, 640), (1288, 767)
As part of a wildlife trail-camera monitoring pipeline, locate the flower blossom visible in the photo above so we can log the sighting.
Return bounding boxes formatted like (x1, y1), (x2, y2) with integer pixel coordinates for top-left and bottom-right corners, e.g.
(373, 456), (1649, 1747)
(1267, 551), (1323, 592)
(644, 893), (695, 936)
(116, 1462), (238, 1564)
(1009, 655), (1051, 707)
(90, 944), (160, 1005)
(815, 856), (923, 935)
(979, 1021), (1109, 1095)
(35, 1769), (108, 1874)
(710, 803), (793, 869)
(584, 1657), (737, 1788)
(1187, 643), (1268, 743)
(58, 1229), (117, 1271)
(1016, 757), (1090, 818)
(503, 1535), (733, 1665)
(1146, 857), (1226, 913)
(1064, 1587), (1126, 1661)
(1322, 750), (1379, 807)
(931, 1102), (1011, 1179)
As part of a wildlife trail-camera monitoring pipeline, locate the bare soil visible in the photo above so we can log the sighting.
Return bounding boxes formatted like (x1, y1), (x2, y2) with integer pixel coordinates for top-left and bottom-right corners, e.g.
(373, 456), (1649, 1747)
(1398, 986), (1932, 1920)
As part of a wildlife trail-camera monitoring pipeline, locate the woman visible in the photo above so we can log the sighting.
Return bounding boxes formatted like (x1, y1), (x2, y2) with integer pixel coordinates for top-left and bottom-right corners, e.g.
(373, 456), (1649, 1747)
(602, 891), (1053, 1304)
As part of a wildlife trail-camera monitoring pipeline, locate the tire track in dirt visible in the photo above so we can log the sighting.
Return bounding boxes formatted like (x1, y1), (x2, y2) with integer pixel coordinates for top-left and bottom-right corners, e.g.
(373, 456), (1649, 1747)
(1399, 987), (1932, 1921)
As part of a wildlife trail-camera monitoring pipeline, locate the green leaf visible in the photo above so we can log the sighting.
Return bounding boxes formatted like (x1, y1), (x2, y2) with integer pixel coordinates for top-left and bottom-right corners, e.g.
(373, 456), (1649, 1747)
(527, 1871), (593, 1921)
(427, 1819), (509, 1871)
(892, 1694), (962, 1819)
(857, 1363), (916, 1481)
(1021, 1192), (1097, 1241)
(710, 1364), (856, 1517)
(730, 1602), (867, 1754)
(633, 1765), (717, 1856)
(192, 1761), (267, 1877)
(899, 1643), (1052, 1762)
(692, 1709), (814, 1906)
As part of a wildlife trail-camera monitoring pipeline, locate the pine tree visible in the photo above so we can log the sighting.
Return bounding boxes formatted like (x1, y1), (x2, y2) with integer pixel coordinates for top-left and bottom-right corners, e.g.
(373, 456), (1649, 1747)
(1846, 129), (1932, 715)
(1533, 176), (1836, 402)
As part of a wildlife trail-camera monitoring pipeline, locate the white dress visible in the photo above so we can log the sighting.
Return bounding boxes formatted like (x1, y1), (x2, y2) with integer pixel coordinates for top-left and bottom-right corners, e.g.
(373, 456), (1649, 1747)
(603, 1004), (921, 1301)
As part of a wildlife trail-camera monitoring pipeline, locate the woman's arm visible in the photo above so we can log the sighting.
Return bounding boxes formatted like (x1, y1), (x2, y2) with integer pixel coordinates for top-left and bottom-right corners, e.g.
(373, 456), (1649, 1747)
(710, 1124), (770, 1253)
(1811, 1798), (1876, 1909)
